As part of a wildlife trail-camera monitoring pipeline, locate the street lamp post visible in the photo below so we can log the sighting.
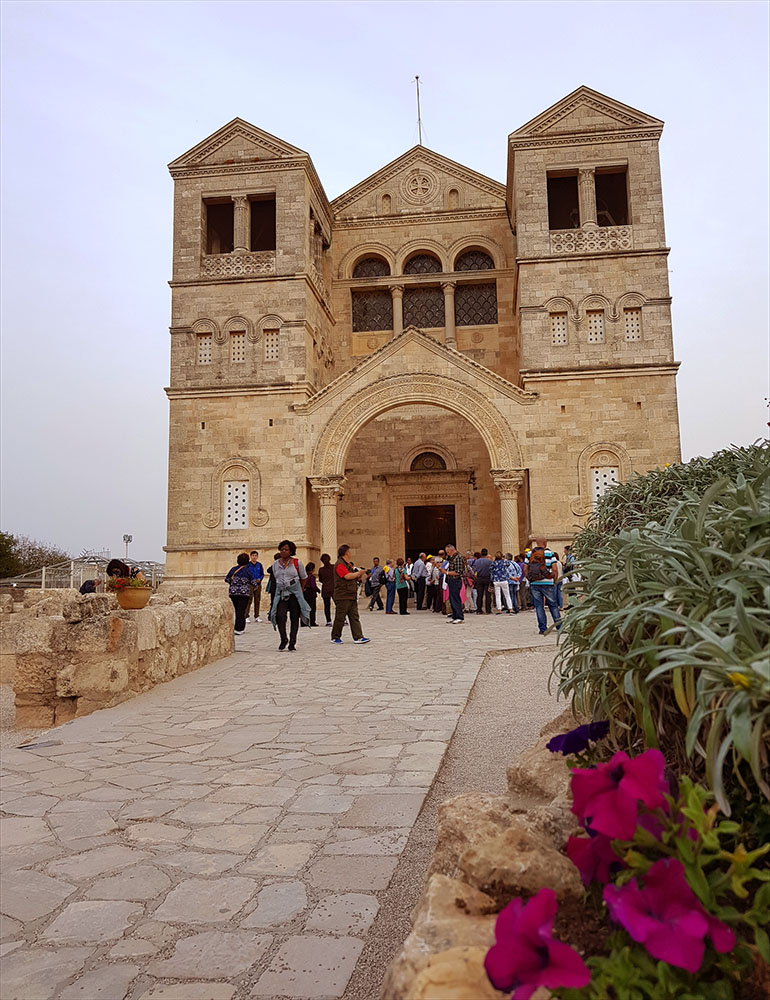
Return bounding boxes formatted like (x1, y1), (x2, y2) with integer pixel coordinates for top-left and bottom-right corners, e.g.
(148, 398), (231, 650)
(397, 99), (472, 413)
(123, 534), (133, 560)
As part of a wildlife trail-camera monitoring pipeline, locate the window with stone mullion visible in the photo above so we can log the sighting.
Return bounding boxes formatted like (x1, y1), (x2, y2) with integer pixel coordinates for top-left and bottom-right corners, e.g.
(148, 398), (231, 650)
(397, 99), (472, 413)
(351, 289), (393, 332)
(455, 282), (498, 326)
(403, 286), (445, 328)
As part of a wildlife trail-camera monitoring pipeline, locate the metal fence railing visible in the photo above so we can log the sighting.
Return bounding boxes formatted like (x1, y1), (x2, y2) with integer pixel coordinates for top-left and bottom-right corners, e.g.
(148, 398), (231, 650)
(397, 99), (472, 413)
(0, 558), (165, 591)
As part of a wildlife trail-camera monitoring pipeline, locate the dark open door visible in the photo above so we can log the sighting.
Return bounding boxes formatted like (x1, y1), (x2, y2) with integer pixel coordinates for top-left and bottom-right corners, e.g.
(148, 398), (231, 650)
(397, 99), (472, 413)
(404, 505), (456, 561)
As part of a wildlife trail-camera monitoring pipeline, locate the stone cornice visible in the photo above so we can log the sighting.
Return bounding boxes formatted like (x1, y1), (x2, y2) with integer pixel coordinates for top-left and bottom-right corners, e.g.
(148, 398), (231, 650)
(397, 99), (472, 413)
(510, 129), (662, 151)
(337, 268), (514, 290)
(294, 326), (537, 415)
(509, 86), (663, 139)
(169, 273), (337, 322)
(332, 146), (506, 214)
(516, 247), (670, 265)
(521, 363), (680, 382)
(165, 381), (317, 400)
(333, 208), (509, 230)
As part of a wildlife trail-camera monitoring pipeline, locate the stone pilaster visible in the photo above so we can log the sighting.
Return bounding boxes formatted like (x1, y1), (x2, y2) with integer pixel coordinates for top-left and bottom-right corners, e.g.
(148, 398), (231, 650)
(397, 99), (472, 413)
(309, 476), (346, 557)
(442, 281), (457, 348)
(578, 168), (597, 228)
(232, 195), (250, 252)
(391, 285), (404, 338)
(490, 470), (525, 556)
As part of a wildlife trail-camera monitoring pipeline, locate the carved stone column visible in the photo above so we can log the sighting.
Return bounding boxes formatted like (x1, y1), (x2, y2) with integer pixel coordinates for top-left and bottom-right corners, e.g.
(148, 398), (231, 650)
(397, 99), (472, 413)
(578, 168), (597, 228)
(391, 285), (404, 338)
(490, 470), (525, 557)
(232, 195), (250, 252)
(309, 476), (345, 557)
(442, 281), (457, 348)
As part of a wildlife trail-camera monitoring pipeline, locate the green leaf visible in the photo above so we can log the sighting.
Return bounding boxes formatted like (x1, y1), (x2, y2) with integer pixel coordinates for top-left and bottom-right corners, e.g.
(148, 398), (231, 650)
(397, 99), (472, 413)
(754, 926), (770, 963)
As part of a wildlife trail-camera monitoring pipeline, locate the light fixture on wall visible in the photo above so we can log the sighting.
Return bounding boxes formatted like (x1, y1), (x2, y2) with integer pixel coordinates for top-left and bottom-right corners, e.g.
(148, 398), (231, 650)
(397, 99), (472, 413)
(467, 470), (477, 490)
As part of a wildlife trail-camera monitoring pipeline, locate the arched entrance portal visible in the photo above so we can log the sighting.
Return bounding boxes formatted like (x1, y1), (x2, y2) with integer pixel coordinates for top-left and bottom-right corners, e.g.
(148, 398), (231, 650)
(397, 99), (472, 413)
(307, 372), (526, 558)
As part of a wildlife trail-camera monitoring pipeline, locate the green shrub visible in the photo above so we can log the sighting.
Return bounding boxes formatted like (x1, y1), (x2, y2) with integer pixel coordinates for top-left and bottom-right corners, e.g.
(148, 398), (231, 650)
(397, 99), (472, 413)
(554, 443), (770, 813)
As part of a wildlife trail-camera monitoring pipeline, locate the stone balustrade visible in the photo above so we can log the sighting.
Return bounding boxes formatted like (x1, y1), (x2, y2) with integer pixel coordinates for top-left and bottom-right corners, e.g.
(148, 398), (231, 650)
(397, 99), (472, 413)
(201, 250), (276, 277)
(549, 225), (633, 254)
(0, 591), (234, 729)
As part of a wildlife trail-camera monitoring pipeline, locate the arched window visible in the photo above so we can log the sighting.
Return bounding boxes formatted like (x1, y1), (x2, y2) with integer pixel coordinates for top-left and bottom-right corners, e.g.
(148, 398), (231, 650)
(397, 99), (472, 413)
(410, 452), (447, 471)
(403, 253), (442, 275)
(353, 256), (390, 278)
(454, 250), (495, 271)
(455, 283), (498, 326)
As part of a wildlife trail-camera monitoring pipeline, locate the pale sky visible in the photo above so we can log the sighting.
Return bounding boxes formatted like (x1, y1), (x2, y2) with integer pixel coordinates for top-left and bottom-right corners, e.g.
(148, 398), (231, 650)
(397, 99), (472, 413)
(1, 0), (768, 563)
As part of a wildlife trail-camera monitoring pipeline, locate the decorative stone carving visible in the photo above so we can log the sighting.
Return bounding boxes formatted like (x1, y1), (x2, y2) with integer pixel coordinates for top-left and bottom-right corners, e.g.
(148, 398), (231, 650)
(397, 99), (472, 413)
(401, 169), (439, 206)
(308, 475), (346, 504)
(203, 458), (268, 528)
(569, 441), (632, 516)
(550, 226), (632, 254)
(311, 374), (522, 478)
(202, 251), (276, 278)
(490, 470), (525, 497)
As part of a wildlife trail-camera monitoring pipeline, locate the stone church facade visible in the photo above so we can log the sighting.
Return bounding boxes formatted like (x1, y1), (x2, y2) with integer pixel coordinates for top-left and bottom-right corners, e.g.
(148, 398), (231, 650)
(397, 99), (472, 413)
(164, 86), (681, 583)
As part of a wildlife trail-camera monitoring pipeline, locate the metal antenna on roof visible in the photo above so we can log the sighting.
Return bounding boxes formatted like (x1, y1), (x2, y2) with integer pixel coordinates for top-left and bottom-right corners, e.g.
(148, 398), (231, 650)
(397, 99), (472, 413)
(415, 75), (423, 145)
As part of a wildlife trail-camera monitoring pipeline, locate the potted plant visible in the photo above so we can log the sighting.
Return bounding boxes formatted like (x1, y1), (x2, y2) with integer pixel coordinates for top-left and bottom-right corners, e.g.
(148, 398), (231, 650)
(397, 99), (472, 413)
(106, 573), (152, 610)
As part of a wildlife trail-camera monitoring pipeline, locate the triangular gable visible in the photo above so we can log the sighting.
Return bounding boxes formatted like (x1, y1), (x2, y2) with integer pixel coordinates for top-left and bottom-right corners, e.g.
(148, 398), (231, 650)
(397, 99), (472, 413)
(169, 118), (306, 169)
(296, 327), (537, 415)
(331, 146), (506, 216)
(510, 86), (663, 140)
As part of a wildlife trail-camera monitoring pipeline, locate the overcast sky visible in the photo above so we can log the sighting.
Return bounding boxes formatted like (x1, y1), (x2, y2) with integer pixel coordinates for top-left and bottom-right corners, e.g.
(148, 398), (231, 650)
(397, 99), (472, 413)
(1, 0), (768, 563)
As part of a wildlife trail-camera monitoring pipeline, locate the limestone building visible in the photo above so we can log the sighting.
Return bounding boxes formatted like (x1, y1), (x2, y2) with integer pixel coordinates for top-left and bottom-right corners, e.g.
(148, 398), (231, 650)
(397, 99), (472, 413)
(164, 86), (681, 583)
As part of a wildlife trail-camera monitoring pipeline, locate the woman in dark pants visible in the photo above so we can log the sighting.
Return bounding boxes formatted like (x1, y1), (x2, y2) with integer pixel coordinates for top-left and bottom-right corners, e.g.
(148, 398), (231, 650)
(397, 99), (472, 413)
(395, 558), (410, 615)
(225, 553), (252, 634)
(303, 562), (319, 627)
(270, 540), (309, 651)
(318, 553), (334, 626)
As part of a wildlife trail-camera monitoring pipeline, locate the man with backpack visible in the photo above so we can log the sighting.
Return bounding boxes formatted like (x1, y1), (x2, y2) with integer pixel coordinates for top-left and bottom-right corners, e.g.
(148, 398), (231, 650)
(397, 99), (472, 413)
(525, 537), (561, 635)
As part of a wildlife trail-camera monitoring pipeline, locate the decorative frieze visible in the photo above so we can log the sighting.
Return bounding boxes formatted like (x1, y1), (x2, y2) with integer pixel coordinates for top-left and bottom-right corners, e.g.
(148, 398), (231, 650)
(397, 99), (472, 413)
(202, 251), (276, 278)
(550, 226), (632, 255)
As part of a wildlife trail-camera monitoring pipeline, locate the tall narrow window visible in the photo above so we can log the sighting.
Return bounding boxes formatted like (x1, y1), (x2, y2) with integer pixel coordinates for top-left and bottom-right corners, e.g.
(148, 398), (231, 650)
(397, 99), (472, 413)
(595, 169), (629, 226)
(624, 307), (642, 341)
(205, 201), (234, 254)
(455, 283), (498, 325)
(550, 312), (568, 345)
(224, 481), (248, 529)
(586, 310), (605, 343)
(197, 333), (212, 364)
(591, 466), (619, 503)
(547, 174), (580, 229)
(230, 331), (246, 363)
(250, 197), (276, 251)
(263, 328), (280, 361)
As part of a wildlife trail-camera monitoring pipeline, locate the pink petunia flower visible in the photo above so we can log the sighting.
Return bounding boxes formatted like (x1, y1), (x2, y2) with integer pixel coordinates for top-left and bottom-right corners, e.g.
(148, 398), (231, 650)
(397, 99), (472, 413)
(566, 832), (621, 885)
(571, 749), (667, 839)
(484, 887), (590, 999)
(604, 858), (736, 973)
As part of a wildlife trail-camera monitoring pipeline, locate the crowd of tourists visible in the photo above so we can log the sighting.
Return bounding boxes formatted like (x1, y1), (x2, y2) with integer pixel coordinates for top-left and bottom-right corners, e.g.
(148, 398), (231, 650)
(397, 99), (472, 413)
(225, 537), (574, 651)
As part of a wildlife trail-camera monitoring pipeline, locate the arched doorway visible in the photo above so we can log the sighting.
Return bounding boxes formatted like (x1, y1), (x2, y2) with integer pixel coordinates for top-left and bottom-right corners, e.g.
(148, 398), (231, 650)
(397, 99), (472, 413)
(306, 371), (526, 558)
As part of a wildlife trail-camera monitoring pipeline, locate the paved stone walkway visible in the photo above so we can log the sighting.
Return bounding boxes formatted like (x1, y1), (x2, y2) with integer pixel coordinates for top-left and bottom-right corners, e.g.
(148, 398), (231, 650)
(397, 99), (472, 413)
(1, 609), (556, 1000)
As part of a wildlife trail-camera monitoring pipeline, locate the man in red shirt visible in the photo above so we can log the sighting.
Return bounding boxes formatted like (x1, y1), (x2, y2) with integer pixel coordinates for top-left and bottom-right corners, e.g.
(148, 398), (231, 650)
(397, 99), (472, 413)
(331, 544), (371, 645)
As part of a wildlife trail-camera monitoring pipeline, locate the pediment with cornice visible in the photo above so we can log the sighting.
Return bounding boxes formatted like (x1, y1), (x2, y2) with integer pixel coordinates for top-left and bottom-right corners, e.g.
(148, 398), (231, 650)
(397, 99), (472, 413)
(169, 118), (306, 173)
(510, 86), (663, 145)
(331, 147), (506, 220)
(295, 326), (537, 416)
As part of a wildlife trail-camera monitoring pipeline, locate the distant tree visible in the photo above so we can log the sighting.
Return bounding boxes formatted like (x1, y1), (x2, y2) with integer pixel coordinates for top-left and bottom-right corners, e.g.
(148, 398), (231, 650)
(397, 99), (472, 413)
(0, 532), (23, 577)
(0, 533), (70, 576)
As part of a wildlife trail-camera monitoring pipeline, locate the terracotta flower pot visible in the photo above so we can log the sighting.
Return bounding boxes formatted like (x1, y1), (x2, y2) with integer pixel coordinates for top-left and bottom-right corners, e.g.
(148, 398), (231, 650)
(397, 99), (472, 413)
(115, 587), (152, 610)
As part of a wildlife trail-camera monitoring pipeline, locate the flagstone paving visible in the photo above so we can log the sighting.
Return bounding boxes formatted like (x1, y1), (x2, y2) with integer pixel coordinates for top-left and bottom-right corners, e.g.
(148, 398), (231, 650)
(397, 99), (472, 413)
(0, 610), (555, 1000)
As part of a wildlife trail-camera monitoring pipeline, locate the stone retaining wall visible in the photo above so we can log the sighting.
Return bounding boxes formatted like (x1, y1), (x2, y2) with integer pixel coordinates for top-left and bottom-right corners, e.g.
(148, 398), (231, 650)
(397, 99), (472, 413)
(382, 710), (580, 1000)
(0, 591), (234, 729)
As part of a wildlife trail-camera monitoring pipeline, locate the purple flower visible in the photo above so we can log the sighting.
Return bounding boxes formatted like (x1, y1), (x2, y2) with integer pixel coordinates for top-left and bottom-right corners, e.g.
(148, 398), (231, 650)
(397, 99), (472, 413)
(566, 833), (621, 885)
(604, 858), (736, 973)
(571, 749), (667, 839)
(547, 721), (610, 755)
(484, 888), (590, 999)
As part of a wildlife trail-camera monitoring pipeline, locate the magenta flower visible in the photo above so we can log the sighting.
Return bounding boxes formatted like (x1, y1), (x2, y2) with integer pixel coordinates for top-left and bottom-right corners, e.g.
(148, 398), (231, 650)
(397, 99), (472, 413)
(484, 888), (590, 998)
(604, 858), (736, 973)
(571, 749), (667, 839)
(566, 832), (621, 885)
